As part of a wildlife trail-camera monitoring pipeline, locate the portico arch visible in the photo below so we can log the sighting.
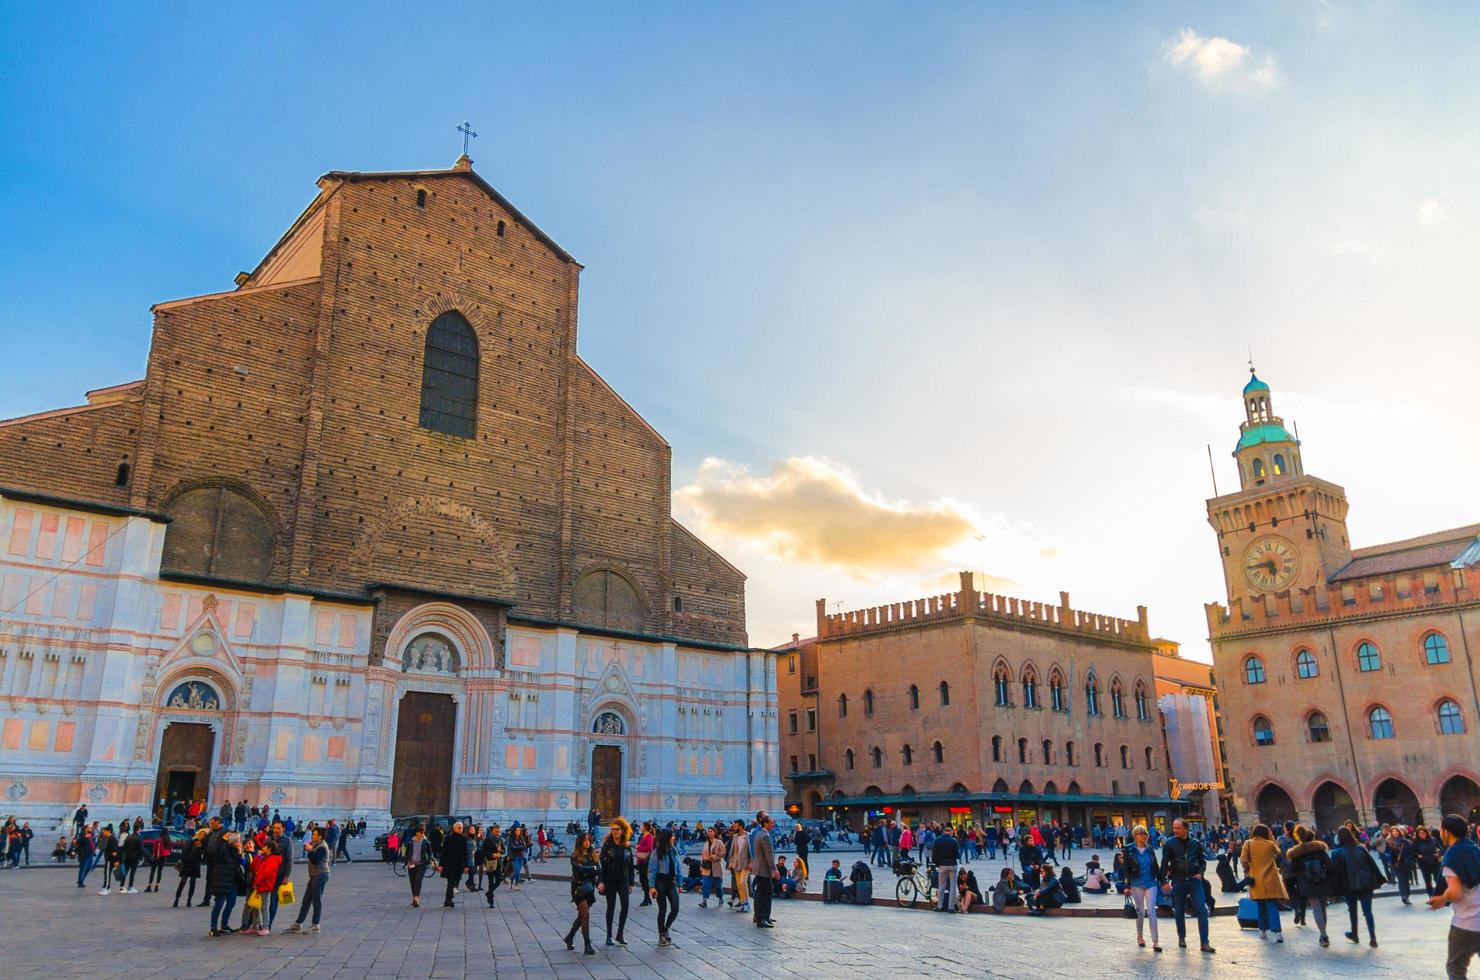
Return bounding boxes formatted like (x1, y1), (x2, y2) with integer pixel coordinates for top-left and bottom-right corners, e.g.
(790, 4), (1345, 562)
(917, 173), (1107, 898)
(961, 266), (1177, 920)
(1254, 782), (1297, 827)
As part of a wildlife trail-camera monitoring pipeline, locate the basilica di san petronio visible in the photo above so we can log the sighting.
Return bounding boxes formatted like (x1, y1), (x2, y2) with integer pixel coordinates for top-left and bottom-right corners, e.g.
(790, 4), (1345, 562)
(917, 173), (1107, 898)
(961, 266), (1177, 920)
(2, 74), (1480, 979)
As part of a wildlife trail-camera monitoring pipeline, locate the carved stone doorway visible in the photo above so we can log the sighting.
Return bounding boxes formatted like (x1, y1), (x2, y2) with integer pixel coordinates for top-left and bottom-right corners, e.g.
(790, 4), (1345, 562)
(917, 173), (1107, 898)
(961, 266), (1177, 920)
(153, 723), (215, 820)
(590, 745), (623, 819)
(391, 692), (456, 817)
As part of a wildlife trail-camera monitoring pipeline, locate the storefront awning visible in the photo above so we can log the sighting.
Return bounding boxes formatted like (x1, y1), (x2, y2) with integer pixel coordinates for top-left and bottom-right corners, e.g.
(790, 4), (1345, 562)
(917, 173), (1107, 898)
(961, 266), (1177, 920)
(826, 791), (1187, 809)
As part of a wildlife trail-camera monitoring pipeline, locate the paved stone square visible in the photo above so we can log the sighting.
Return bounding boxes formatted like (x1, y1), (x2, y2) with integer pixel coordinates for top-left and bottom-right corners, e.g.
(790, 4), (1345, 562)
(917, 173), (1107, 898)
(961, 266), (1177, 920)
(1, 855), (1459, 978)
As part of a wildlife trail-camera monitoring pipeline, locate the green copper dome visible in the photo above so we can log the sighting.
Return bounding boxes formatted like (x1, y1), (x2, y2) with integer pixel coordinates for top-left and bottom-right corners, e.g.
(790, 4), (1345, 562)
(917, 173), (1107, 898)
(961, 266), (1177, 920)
(1235, 421), (1294, 452)
(1243, 372), (1270, 396)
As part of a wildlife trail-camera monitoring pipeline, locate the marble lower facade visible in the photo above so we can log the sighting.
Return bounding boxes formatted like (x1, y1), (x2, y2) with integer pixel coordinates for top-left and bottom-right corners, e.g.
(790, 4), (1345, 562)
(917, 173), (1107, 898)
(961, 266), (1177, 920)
(0, 491), (783, 829)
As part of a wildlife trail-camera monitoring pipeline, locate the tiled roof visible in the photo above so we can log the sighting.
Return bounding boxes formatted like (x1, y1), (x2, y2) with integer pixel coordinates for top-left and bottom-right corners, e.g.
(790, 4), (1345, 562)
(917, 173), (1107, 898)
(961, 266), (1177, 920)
(1329, 524), (1480, 583)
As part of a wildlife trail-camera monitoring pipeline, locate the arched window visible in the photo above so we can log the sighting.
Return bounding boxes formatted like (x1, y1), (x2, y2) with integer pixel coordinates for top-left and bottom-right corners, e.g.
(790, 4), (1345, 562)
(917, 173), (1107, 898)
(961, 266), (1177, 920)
(1424, 632), (1452, 665)
(1368, 706), (1394, 740)
(1042, 738), (1053, 764)
(1252, 458), (1266, 480)
(1135, 682), (1150, 721)
(1273, 454), (1286, 475)
(418, 311), (479, 437)
(932, 741), (944, 764)
(1119, 744), (1130, 768)
(1438, 700), (1466, 735)
(870, 746), (883, 767)
(909, 684), (920, 710)
(162, 484), (276, 581)
(1111, 681), (1126, 718)
(1307, 711), (1331, 743)
(1144, 746), (1155, 769)
(1049, 669), (1066, 712)
(1017, 737), (1028, 764)
(1357, 642), (1382, 672)
(838, 694), (848, 718)
(994, 665), (1011, 706)
(1244, 655), (1267, 685)
(1085, 676), (1101, 716)
(573, 569), (644, 631)
(1022, 669), (1039, 709)
(1065, 741), (1076, 766)
(864, 689), (874, 716)
(939, 681), (950, 706)
(1093, 742), (1104, 767)
(1295, 649), (1319, 679)
(991, 735), (1002, 762)
(902, 744), (913, 766)
(1253, 715), (1275, 746)
(844, 748), (855, 770)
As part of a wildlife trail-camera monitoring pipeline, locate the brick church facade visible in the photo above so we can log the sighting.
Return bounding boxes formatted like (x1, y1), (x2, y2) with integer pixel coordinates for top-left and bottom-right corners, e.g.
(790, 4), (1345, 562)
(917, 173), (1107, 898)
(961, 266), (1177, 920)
(0, 156), (783, 827)
(1206, 371), (1480, 831)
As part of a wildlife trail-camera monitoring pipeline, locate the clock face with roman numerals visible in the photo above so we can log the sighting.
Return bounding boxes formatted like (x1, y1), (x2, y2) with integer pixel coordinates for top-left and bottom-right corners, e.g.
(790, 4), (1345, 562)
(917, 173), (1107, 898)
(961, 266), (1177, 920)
(1243, 535), (1300, 593)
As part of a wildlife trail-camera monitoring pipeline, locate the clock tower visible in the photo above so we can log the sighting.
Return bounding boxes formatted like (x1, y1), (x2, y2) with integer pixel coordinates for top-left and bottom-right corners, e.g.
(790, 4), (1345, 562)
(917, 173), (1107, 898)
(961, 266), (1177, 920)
(1206, 370), (1353, 604)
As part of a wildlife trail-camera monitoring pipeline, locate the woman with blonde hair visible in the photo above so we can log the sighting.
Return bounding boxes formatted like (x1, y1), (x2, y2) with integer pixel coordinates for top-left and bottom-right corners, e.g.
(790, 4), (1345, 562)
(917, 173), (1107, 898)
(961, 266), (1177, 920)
(1122, 824), (1162, 952)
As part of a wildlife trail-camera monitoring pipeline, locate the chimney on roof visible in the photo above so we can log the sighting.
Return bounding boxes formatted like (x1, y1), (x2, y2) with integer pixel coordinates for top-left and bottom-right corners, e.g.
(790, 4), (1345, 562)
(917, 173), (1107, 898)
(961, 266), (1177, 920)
(453, 153), (473, 171)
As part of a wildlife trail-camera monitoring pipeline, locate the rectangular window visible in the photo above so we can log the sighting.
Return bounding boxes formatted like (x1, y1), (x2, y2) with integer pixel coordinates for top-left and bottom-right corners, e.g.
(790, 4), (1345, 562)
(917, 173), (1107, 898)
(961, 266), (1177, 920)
(788, 656), (796, 674)
(788, 711), (798, 734)
(806, 709), (816, 732)
(789, 755), (798, 773)
(808, 753), (817, 771)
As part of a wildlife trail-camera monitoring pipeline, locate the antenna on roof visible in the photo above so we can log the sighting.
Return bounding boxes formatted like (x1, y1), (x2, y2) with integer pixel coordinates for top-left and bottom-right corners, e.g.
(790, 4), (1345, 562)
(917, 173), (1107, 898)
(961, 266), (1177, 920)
(1247, 345), (1256, 375)
(1207, 444), (1219, 496)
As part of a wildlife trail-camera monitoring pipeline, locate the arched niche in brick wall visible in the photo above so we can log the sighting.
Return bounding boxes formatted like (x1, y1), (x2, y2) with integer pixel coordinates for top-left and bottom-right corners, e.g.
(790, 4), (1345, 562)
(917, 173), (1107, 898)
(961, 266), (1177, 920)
(573, 566), (645, 632)
(160, 481), (277, 582)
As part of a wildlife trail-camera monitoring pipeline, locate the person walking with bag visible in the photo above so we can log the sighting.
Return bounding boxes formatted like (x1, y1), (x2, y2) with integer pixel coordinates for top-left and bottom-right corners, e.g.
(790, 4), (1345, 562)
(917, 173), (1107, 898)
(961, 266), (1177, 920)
(650, 827), (682, 947)
(1123, 825), (1162, 952)
(403, 825), (431, 908)
(563, 831), (599, 955)
(699, 826), (725, 909)
(267, 821), (294, 929)
(1240, 824), (1288, 943)
(479, 824), (506, 909)
(634, 822), (655, 905)
(173, 829), (205, 907)
(1285, 824), (1333, 947)
(284, 826), (330, 934)
(243, 839), (281, 935)
(437, 821), (468, 909)
(598, 818), (635, 946)
(1331, 825), (1384, 947)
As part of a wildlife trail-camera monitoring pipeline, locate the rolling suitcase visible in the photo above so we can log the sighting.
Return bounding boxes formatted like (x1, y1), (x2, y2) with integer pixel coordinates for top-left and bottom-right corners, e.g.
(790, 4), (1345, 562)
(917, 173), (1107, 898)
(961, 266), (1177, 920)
(851, 879), (873, 905)
(1236, 897), (1260, 929)
(823, 878), (843, 903)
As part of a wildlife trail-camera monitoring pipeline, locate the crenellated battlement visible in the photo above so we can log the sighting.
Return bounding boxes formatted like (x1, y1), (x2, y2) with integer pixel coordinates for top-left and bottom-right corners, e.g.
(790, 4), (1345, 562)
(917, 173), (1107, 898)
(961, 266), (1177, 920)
(1206, 566), (1472, 638)
(816, 571), (1151, 645)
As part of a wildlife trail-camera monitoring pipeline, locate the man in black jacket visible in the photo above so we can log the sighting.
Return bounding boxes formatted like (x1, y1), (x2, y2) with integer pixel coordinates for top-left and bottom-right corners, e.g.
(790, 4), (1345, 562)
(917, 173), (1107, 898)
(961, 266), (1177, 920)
(931, 825), (960, 912)
(268, 820), (294, 928)
(439, 822), (468, 908)
(1160, 819), (1216, 953)
(202, 817), (225, 907)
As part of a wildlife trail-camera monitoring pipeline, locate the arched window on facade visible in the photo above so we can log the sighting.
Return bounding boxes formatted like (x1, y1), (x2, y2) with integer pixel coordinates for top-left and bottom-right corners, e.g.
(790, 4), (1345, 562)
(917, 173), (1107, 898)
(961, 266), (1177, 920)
(418, 310), (479, 437)
(1111, 681), (1126, 718)
(932, 741), (944, 764)
(871, 746), (883, 767)
(1049, 669), (1066, 712)
(1438, 699), (1466, 735)
(1252, 458), (1266, 480)
(909, 684), (920, 710)
(939, 681), (950, 706)
(864, 689), (874, 716)
(1295, 648), (1319, 679)
(1357, 642), (1382, 672)
(844, 748), (855, 770)
(1424, 632), (1452, 665)
(1085, 676), (1101, 716)
(161, 484), (276, 582)
(1022, 669), (1039, 709)
(1017, 737), (1028, 764)
(1144, 745), (1155, 770)
(1306, 711), (1331, 743)
(1244, 655), (1266, 684)
(1093, 742), (1104, 767)
(574, 568), (645, 631)
(991, 735), (1002, 762)
(1065, 741), (1076, 765)
(1134, 682), (1150, 721)
(994, 665), (1011, 706)
(1253, 715), (1275, 746)
(1042, 738), (1053, 764)
(1368, 705), (1394, 739)
(838, 693), (848, 718)
(902, 744), (913, 766)
(1119, 744), (1130, 768)
(1273, 454), (1286, 476)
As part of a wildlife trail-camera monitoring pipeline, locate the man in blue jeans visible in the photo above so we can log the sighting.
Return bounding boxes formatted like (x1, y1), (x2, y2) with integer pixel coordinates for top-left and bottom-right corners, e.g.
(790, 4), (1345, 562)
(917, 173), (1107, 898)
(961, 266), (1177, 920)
(1160, 818), (1216, 954)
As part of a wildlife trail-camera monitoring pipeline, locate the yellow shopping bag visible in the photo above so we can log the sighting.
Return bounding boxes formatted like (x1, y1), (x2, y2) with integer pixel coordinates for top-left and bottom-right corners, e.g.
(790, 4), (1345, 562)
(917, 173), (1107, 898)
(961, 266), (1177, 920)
(246, 891), (263, 910)
(278, 880), (295, 905)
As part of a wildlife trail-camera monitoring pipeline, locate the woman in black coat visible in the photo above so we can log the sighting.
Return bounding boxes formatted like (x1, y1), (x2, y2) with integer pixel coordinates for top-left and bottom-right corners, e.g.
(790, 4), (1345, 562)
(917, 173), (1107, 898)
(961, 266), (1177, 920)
(564, 832), (600, 955)
(1331, 826), (1384, 947)
(437, 823), (468, 909)
(207, 836), (244, 936)
(597, 819), (636, 947)
(174, 831), (205, 907)
(1411, 827), (1443, 897)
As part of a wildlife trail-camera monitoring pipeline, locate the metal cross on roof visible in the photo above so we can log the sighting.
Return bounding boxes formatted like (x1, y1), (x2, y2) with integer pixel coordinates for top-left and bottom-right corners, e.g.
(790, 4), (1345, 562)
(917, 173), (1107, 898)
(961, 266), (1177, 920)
(457, 121), (478, 156)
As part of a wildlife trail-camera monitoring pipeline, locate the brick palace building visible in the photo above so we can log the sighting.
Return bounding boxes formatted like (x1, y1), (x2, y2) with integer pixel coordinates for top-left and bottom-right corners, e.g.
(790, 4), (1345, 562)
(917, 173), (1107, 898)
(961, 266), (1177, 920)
(778, 572), (1188, 834)
(0, 155), (783, 827)
(1206, 370), (1479, 831)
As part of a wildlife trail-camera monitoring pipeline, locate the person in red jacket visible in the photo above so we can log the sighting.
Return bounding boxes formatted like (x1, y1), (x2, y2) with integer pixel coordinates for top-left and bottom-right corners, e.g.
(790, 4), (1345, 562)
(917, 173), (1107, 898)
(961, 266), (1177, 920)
(245, 840), (283, 936)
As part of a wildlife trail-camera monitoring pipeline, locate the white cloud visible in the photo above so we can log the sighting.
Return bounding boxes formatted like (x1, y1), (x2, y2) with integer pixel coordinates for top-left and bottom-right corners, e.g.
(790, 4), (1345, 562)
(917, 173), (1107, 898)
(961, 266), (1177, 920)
(1417, 195), (1450, 229)
(1326, 237), (1387, 264)
(1163, 28), (1281, 93)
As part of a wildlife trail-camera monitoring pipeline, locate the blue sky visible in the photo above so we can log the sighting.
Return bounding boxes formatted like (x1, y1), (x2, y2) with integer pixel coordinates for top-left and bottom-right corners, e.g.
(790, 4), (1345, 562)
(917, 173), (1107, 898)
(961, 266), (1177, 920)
(3, 2), (1477, 652)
